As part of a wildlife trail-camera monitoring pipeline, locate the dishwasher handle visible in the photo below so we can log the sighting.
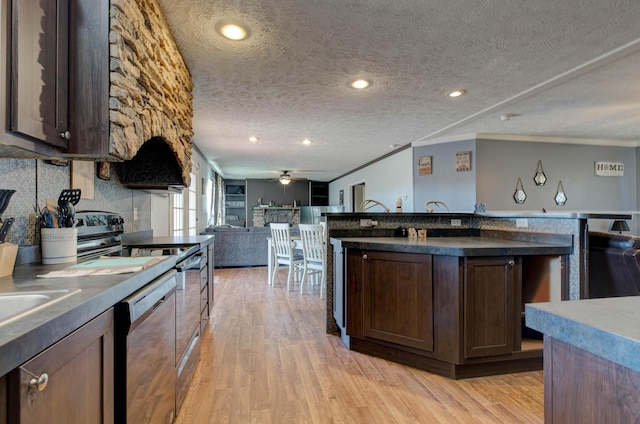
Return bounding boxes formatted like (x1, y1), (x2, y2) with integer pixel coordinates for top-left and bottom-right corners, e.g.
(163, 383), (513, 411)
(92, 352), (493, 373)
(120, 270), (177, 326)
(177, 252), (206, 271)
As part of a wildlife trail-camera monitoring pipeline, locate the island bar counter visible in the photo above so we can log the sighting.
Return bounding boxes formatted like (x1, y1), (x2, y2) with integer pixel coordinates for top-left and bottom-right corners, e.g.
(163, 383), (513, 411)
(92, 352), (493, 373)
(526, 297), (640, 423)
(332, 233), (574, 379)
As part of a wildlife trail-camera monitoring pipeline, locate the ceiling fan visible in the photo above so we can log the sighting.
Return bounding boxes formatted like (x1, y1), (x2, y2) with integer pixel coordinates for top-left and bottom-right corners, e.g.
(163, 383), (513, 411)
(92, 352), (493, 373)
(273, 171), (307, 185)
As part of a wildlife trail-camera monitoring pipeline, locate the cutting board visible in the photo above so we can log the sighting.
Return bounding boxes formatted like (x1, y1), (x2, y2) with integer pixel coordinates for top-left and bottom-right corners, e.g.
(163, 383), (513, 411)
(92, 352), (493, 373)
(71, 161), (95, 199)
(69, 256), (164, 269)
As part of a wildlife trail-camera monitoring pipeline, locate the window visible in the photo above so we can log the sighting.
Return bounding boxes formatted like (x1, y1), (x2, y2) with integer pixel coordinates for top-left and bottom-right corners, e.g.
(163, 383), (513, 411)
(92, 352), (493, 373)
(188, 172), (197, 235)
(172, 172), (198, 236)
(172, 191), (184, 236)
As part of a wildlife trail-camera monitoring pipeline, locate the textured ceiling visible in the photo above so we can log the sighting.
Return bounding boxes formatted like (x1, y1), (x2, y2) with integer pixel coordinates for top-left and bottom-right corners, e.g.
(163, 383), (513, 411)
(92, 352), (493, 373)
(157, 0), (640, 181)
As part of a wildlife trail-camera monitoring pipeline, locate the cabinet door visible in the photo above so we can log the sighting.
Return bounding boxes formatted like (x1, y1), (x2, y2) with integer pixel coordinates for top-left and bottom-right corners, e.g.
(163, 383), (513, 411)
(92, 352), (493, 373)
(333, 245), (345, 328)
(10, 0), (69, 148)
(362, 251), (433, 351)
(208, 242), (214, 314)
(464, 257), (518, 358)
(0, 375), (6, 424)
(8, 309), (114, 424)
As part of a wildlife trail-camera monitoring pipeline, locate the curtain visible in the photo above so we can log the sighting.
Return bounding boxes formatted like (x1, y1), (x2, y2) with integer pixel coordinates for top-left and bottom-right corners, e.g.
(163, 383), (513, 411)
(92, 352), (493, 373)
(216, 173), (225, 225)
(207, 172), (225, 226)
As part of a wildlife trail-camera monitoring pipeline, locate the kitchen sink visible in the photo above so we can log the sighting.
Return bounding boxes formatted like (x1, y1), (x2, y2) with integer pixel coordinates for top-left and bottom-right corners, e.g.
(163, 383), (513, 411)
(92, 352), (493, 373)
(0, 289), (81, 325)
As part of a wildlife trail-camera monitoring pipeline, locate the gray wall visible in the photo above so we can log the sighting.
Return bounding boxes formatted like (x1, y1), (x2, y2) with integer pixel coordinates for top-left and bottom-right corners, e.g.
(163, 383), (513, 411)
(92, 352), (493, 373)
(245, 179), (310, 226)
(412, 139), (477, 212)
(477, 139), (637, 213)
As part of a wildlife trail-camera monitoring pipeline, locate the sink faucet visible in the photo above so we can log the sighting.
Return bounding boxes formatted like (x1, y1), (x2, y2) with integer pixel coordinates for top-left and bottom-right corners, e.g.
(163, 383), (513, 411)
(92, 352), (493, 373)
(360, 199), (390, 213)
(425, 200), (449, 213)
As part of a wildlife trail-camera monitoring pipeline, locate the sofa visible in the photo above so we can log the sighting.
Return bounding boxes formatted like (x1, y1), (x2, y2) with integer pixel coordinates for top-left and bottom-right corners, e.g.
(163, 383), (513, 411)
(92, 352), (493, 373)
(588, 231), (640, 298)
(202, 225), (300, 268)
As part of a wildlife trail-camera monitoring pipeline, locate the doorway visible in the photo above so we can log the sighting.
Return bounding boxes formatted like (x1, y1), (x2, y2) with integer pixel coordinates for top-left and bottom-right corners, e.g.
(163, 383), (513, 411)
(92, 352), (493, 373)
(352, 183), (365, 212)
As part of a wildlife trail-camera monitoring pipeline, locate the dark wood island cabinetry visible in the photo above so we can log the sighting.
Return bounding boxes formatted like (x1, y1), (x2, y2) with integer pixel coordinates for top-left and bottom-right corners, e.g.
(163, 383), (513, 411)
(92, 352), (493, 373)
(334, 235), (573, 379)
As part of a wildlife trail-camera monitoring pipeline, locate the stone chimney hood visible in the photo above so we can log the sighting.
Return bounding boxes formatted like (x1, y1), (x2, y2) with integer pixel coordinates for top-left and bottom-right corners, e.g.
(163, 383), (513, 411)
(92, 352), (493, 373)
(110, 0), (194, 193)
(121, 137), (185, 193)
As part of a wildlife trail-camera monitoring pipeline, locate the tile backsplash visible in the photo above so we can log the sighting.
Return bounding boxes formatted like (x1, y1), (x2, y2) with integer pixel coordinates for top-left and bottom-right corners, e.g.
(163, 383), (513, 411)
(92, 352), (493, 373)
(0, 158), (150, 246)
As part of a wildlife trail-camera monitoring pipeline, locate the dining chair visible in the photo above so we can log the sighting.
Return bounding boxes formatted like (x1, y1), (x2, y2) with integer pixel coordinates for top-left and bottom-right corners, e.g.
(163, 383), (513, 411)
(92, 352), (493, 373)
(269, 223), (304, 290)
(299, 224), (326, 298)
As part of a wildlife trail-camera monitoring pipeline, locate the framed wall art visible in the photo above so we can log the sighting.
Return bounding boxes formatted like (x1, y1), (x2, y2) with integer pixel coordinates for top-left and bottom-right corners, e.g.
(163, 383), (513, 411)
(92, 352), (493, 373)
(455, 151), (471, 172)
(97, 162), (111, 180)
(418, 156), (432, 175)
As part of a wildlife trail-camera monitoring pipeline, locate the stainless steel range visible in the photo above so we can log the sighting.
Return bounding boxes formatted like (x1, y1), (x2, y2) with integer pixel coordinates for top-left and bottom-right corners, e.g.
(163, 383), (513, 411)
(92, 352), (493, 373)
(75, 210), (125, 259)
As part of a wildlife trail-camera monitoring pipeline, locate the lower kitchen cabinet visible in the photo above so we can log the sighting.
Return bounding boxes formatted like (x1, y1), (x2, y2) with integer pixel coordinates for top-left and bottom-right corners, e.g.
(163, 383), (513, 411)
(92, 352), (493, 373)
(346, 249), (537, 379)
(355, 250), (433, 351)
(208, 241), (214, 315)
(0, 375), (6, 424)
(463, 256), (518, 358)
(7, 309), (114, 423)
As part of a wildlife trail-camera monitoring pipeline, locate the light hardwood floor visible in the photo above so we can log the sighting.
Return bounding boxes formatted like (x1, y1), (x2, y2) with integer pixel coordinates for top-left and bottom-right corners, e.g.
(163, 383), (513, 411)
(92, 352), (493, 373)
(175, 267), (544, 424)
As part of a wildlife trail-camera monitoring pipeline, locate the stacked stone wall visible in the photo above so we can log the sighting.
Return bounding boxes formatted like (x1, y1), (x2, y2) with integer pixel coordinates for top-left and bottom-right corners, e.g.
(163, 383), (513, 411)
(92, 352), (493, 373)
(110, 0), (193, 184)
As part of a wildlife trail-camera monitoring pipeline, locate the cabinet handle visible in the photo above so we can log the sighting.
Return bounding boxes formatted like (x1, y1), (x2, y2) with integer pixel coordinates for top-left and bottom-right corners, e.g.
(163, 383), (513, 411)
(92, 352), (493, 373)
(508, 260), (515, 267)
(20, 367), (49, 392)
(362, 253), (368, 260)
(30, 373), (49, 391)
(60, 131), (71, 140)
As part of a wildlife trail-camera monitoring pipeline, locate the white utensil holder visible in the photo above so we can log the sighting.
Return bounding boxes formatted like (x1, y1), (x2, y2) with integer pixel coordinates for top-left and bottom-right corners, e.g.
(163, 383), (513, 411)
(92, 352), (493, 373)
(41, 228), (77, 264)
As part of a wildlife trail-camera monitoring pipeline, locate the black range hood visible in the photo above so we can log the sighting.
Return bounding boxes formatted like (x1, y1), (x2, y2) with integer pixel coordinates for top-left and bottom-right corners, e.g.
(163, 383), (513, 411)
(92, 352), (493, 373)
(121, 137), (186, 194)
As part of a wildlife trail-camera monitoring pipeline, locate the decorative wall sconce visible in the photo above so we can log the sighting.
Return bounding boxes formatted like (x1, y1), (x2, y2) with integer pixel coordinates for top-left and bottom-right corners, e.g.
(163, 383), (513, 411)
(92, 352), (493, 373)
(534, 160), (547, 186)
(513, 178), (527, 204)
(554, 180), (567, 206)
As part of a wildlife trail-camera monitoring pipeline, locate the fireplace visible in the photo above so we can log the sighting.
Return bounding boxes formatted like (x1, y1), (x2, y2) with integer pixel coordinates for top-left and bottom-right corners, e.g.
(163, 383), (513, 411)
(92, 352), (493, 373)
(253, 207), (300, 227)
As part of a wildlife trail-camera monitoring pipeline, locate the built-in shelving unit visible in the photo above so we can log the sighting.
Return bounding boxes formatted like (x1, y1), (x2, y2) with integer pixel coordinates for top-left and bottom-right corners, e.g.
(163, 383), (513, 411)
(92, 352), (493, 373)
(225, 179), (246, 226)
(309, 181), (329, 206)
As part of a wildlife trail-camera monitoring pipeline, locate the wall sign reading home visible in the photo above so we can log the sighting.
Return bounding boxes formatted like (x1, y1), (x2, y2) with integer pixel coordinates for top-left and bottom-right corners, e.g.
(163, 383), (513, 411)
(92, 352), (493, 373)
(594, 161), (624, 176)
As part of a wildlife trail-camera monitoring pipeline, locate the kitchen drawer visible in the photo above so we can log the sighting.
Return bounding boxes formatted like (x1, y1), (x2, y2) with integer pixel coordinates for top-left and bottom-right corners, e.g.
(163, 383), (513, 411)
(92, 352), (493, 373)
(200, 306), (209, 334)
(200, 285), (208, 314)
(200, 267), (208, 291)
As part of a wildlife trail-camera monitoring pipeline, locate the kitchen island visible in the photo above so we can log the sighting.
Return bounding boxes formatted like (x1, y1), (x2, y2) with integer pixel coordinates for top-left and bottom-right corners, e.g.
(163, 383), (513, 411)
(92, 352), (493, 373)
(526, 297), (640, 423)
(331, 233), (573, 379)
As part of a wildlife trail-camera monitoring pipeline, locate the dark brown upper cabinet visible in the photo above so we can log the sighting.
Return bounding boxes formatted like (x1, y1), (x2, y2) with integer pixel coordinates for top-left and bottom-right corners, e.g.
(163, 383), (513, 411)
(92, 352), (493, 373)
(7, 0), (111, 159)
(9, 0), (70, 149)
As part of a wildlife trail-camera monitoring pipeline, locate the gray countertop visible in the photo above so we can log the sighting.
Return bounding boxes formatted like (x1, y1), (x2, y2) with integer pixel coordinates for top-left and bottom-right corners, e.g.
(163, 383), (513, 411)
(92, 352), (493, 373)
(526, 297), (640, 373)
(331, 236), (573, 256)
(0, 234), (215, 377)
(124, 235), (215, 249)
(324, 211), (633, 220)
(0, 256), (178, 376)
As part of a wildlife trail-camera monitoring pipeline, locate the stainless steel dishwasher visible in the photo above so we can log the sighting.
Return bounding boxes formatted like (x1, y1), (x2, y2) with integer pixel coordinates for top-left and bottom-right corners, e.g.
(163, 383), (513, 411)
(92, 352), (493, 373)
(115, 269), (177, 424)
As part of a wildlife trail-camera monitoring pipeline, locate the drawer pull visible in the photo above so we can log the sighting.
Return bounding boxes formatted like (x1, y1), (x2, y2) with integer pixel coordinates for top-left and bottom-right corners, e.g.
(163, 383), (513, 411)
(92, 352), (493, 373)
(362, 253), (368, 260)
(21, 367), (49, 392)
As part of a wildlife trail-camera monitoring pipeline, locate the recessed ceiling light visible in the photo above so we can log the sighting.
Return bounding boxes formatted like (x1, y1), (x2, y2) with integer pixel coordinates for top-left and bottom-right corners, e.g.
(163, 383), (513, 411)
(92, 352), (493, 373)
(301, 138), (313, 146)
(447, 89), (466, 98)
(350, 79), (371, 90)
(249, 136), (259, 142)
(215, 22), (250, 41)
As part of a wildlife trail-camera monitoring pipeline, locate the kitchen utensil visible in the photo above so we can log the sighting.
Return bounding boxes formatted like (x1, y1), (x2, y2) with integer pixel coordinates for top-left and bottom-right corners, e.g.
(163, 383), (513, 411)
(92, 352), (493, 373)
(58, 201), (75, 228)
(58, 189), (81, 206)
(46, 198), (58, 212)
(0, 218), (15, 243)
(0, 190), (16, 216)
